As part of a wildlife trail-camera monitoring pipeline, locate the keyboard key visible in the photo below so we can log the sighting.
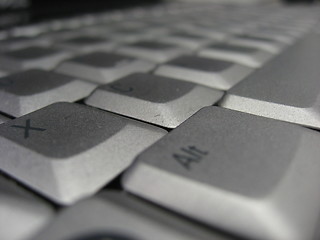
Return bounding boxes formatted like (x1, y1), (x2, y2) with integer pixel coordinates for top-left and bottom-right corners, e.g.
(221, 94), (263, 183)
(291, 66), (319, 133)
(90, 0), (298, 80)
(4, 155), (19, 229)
(0, 36), (48, 51)
(85, 73), (223, 128)
(41, 29), (85, 42)
(0, 46), (71, 72)
(221, 34), (320, 130)
(198, 43), (273, 68)
(155, 55), (253, 90)
(0, 174), (54, 240)
(0, 102), (166, 204)
(158, 31), (213, 50)
(227, 35), (286, 54)
(0, 70), (96, 117)
(56, 52), (155, 84)
(244, 29), (296, 44)
(116, 41), (188, 63)
(123, 106), (320, 240)
(110, 28), (159, 42)
(55, 36), (115, 53)
(175, 23), (228, 40)
(33, 191), (230, 240)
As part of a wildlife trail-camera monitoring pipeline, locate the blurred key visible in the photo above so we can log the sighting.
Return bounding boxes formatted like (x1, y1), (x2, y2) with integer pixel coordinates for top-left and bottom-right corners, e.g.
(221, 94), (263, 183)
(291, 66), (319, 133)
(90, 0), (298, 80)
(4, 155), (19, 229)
(155, 55), (253, 90)
(198, 43), (273, 68)
(243, 29), (296, 44)
(0, 174), (54, 240)
(33, 191), (231, 240)
(116, 41), (188, 63)
(0, 70), (96, 117)
(86, 73), (223, 128)
(55, 36), (115, 53)
(111, 28), (160, 42)
(175, 23), (228, 40)
(56, 52), (155, 84)
(0, 70), (7, 78)
(158, 31), (213, 50)
(221, 34), (320, 129)
(123, 106), (320, 240)
(0, 114), (9, 124)
(227, 35), (286, 54)
(0, 102), (166, 204)
(0, 46), (71, 72)
(0, 37), (48, 51)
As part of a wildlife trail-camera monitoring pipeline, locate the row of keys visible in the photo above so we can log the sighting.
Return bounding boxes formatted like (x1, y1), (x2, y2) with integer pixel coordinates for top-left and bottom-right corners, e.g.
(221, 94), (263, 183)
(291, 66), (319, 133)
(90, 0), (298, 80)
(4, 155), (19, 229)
(0, 3), (319, 240)
(2, 103), (320, 240)
(0, 42), (264, 76)
(1, 33), (320, 130)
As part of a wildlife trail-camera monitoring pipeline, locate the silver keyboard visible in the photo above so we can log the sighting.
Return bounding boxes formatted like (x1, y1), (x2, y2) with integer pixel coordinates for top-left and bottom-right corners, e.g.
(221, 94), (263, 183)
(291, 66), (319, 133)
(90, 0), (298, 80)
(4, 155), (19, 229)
(1, 1), (320, 240)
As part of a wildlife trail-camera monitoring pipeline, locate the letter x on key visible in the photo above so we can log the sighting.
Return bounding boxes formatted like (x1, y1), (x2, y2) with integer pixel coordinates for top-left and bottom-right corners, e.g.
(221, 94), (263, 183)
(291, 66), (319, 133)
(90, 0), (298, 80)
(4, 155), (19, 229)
(11, 119), (46, 139)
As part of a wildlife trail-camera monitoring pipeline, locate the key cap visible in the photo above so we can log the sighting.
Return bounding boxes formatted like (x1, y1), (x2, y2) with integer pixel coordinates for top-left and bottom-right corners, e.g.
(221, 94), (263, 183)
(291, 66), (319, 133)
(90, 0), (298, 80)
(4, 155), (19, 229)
(33, 191), (231, 240)
(0, 102), (166, 204)
(0, 36), (49, 51)
(198, 43), (273, 68)
(244, 29), (296, 44)
(85, 73), (223, 128)
(227, 35), (286, 54)
(0, 174), (54, 240)
(158, 31), (213, 50)
(0, 46), (71, 72)
(116, 41), (188, 63)
(41, 29), (85, 42)
(175, 23), (228, 40)
(123, 106), (320, 240)
(110, 28), (159, 42)
(55, 36), (116, 53)
(56, 52), (155, 84)
(0, 70), (97, 117)
(155, 55), (253, 90)
(221, 34), (320, 130)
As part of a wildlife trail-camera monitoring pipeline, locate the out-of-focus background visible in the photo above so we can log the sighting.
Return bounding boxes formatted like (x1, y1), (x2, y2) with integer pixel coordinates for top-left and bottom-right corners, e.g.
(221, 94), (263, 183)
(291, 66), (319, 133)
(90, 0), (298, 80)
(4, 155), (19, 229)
(0, 0), (317, 29)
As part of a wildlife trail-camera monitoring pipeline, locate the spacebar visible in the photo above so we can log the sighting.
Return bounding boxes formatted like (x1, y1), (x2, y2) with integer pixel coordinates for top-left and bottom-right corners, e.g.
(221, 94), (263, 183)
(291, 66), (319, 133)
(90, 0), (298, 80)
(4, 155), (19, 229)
(221, 33), (320, 130)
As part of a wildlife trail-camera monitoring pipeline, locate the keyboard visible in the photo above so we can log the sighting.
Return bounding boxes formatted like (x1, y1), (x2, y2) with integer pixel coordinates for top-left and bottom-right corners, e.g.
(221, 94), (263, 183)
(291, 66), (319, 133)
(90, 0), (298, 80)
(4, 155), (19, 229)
(1, 1), (320, 240)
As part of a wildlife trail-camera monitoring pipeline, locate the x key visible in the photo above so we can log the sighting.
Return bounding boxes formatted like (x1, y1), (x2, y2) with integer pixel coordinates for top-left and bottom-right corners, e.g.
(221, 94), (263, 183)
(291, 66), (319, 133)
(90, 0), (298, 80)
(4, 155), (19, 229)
(11, 119), (46, 139)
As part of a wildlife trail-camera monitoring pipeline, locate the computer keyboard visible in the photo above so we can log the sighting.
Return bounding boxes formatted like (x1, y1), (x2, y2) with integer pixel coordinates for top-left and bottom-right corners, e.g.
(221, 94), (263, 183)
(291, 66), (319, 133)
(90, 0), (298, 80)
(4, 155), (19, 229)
(0, 1), (320, 240)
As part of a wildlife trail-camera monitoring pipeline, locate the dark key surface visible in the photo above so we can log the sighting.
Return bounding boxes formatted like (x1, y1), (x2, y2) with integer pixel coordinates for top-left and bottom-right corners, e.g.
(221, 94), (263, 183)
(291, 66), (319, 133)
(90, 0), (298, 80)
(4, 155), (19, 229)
(68, 52), (135, 68)
(0, 102), (126, 158)
(60, 36), (110, 45)
(86, 73), (222, 128)
(155, 55), (253, 90)
(0, 69), (72, 96)
(100, 73), (195, 103)
(126, 41), (175, 50)
(56, 52), (155, 84)
(4, 46), (62, 60)
(206, 43), (258, 54)
(0, 69), (96, 117)
(166, 56), (234, 72)
(0, 46), (71, 71)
